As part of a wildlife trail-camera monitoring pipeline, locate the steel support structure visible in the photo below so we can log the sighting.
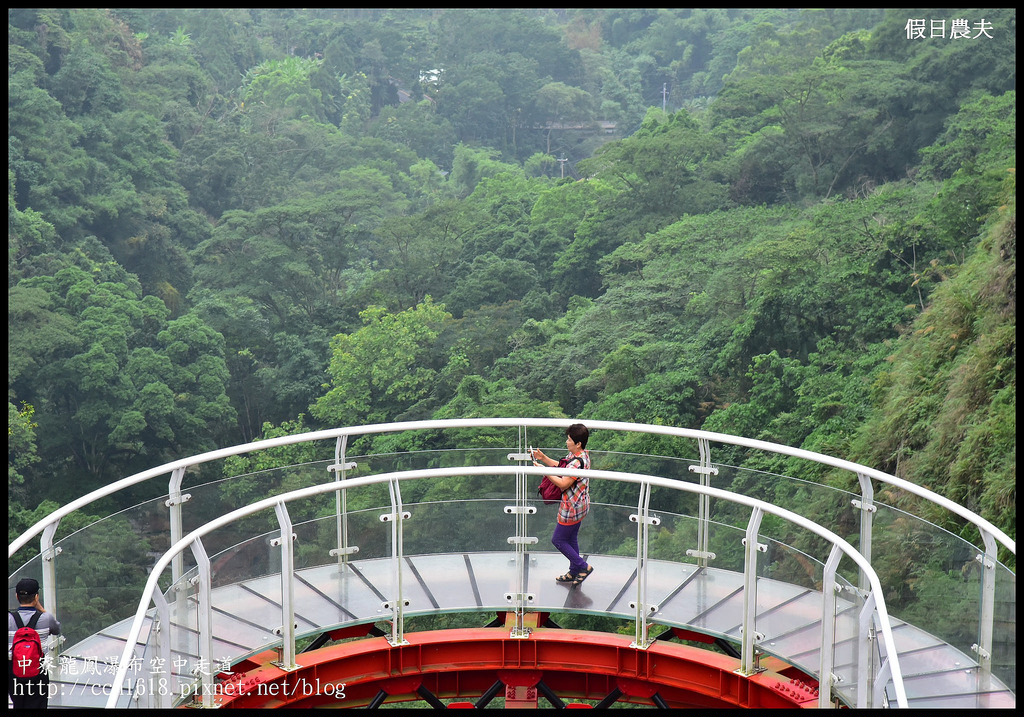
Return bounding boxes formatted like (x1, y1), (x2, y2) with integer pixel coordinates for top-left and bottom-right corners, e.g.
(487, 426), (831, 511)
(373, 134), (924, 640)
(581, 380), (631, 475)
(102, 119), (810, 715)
(208, 628), (821, 709)
(853, 472), (876, 595)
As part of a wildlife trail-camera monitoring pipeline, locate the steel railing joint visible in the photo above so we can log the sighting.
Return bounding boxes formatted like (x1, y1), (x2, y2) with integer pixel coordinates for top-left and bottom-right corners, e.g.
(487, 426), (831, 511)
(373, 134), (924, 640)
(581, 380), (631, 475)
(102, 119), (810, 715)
(850, 498), (877, 513)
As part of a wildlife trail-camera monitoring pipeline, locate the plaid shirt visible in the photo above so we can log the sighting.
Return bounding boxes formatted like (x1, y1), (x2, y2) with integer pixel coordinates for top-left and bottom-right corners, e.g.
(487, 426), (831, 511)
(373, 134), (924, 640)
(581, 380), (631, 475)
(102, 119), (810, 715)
(557, 450), (591, 525)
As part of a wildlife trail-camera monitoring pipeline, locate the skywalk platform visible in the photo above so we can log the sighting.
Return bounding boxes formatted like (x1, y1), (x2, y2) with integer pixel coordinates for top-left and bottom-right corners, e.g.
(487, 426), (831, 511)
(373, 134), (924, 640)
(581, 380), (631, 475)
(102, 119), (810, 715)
(52, 551), (1014, 709)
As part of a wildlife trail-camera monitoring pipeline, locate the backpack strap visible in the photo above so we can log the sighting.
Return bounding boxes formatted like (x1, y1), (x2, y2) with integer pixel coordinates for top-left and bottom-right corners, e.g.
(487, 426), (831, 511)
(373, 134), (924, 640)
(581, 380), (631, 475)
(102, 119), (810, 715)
(10, 609), (42, 629)
(561, 456), (585, 494)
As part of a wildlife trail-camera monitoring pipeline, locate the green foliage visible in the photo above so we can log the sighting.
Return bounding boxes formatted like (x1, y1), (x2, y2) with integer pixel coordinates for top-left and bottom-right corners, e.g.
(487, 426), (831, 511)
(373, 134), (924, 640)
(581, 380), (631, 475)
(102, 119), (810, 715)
(432, 376), (566, 423)
(919, 92), (1016, 180)
(192, 178), (399, 328)
(241, 55), (329, 122)
(8, 402), (40, 499)
(849, 179), (1016, 556)
(448, 145), (520, 198)
(578, 108), (731, 218)
(9, 265), (234, 502)
(223, 415), (325, 477)
(369, 199), (484, 311)
(311, 299), (455, 427)
(6, 9), (1015, 594)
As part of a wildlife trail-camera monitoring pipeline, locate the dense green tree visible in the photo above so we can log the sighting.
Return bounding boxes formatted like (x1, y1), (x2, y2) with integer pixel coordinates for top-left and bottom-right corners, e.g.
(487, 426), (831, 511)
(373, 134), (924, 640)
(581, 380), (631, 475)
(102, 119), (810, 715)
(370, 199), (484, 310)
(5, 7), (1015, 562)
(457, 169), (547, 269)
(583, 350), (702, 429)
(434, 374), (565, 421)
(188, 290), (277, 441)
(867, 8), (1016, 150)
(495, 296), (599, 414)
(533, 81), (594, 153)
(8, 402), (41, 502)
(126, 31), (211, 148)
(192, 173), (399, 328)
(10, 265), (234, 499)
(49, 34), (126, 117)
(713, 42), (919, 202)
(311, 299), (456, 426)
(432, 9), (583, 156)
(919, 91), (1016, 180)
(371, 99), (458, 171)
(444, 254), (538, 319)
(240, 55), (332, 123)
(8, 49), (93, 237)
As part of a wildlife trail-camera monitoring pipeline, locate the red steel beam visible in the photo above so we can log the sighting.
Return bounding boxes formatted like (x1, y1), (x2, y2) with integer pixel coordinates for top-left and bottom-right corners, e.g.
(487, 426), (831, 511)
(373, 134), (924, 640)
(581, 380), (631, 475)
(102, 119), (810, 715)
(204, 627), (820, 709)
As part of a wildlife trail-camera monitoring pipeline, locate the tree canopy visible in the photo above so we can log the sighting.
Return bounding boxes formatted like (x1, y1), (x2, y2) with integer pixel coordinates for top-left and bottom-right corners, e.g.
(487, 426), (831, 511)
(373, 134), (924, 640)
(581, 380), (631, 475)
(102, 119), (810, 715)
(8, 8), (1015, 554)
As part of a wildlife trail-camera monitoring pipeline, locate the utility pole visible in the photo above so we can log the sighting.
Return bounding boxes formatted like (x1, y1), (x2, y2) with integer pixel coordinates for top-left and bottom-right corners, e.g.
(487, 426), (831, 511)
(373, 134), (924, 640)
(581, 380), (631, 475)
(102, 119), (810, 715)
(663, 83), (668, 112)
(558, 154), (568, 179)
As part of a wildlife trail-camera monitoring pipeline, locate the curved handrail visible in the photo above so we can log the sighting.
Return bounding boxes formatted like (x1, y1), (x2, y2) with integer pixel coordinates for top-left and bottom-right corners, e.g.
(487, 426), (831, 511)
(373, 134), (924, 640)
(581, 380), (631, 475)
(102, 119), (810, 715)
(103, 464), (910, 708)
(8, 418), (1015, 558)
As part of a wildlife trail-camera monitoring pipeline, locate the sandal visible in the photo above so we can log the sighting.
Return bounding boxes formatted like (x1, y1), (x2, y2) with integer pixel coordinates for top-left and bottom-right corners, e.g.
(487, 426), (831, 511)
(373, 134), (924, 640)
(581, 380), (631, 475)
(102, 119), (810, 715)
(572, 565), (594, 585)
(555, 572), (576, 583)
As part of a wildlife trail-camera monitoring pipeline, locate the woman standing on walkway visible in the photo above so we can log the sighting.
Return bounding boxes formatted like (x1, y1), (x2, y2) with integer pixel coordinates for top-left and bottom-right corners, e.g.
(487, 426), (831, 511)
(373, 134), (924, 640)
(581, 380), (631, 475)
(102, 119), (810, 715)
(532, 423), (593, 586)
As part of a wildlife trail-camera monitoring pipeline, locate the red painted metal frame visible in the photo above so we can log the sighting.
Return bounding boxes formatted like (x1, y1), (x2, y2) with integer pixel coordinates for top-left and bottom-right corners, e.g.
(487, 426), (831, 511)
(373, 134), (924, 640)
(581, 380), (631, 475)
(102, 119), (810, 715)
(202, 625), (820, 709)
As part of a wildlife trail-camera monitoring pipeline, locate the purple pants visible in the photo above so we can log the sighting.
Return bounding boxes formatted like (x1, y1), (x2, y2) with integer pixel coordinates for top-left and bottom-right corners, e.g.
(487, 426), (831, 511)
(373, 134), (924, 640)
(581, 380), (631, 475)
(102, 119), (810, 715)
(552, 521), (587, 574)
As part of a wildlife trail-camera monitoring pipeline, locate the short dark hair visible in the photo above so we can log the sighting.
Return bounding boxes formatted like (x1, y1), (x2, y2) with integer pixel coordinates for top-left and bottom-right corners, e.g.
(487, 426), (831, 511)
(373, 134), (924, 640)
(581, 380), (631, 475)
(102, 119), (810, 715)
(566, 423), (589, 449)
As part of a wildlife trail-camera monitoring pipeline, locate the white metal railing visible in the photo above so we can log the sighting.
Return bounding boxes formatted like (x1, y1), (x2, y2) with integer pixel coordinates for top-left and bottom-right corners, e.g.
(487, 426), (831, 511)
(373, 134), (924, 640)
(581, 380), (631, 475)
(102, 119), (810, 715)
(8, 419), (1014, 707)
(11, 419), (1015, 561)
(101, 465), (910, 708)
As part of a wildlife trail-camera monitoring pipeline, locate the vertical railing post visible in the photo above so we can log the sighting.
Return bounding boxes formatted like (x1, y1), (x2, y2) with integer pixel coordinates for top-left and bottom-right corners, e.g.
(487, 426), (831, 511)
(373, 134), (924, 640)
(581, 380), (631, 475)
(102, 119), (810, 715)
(856, 591), (877, 708)
(39, 521), (60, 640)
(505, 430), (537, 638)
(738, 507), (766, 674)
(328, 435), (359, 570)
(189, 538), (216, 708)
(852, 472), (875, 595)
(973, 531), (997, 692)
(151, 589), (173, 709)
(686, 438), (718, 567)
(381, 477), (410, 646)
(272, 501), (299, 671)
(818, 544), (843, 708)
(873, 659), (894, 707)
(39, 521), (65, 688)
(167, 467), (190, 586)
(166, 467), (193, 687)
(629, 481), (660, 649)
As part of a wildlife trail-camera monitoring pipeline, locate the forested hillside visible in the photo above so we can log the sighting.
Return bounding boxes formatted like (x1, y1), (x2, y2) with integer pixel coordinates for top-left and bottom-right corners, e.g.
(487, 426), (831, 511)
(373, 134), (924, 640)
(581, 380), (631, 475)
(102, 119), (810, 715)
(8, 9), (1015, 554)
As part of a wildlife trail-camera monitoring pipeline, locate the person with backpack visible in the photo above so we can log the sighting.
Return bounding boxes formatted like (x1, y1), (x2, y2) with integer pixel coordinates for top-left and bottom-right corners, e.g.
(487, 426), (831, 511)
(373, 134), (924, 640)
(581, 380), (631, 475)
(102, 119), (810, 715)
(8, 578), (61, 709)
(532, 423), (594, 587)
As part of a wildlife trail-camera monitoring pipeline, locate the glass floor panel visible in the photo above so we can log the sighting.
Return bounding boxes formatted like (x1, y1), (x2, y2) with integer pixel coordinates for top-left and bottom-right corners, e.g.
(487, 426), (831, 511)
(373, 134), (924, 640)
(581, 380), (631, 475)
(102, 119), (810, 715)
(49, 551), (1013, 709)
